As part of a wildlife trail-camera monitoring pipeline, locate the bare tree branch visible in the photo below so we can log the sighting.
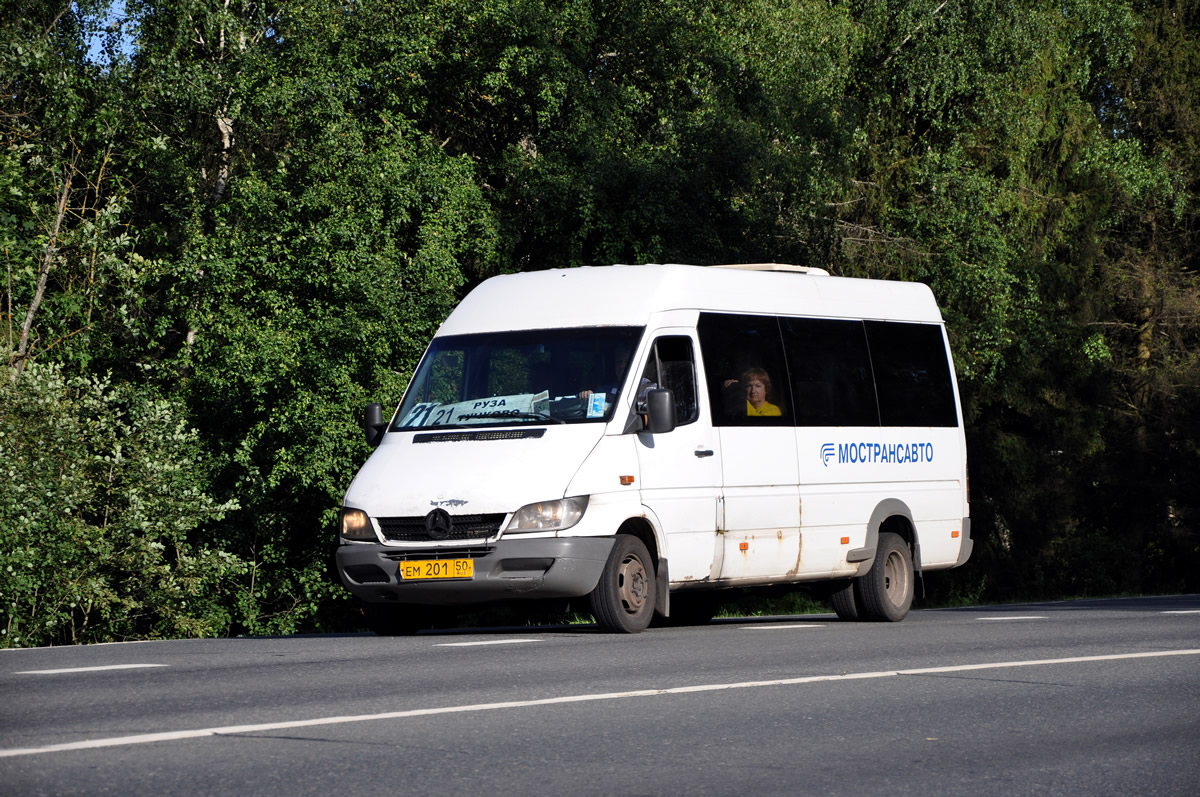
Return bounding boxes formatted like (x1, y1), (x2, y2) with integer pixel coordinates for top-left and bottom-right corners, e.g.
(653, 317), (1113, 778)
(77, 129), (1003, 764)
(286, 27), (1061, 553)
(11, 161), (74, 379)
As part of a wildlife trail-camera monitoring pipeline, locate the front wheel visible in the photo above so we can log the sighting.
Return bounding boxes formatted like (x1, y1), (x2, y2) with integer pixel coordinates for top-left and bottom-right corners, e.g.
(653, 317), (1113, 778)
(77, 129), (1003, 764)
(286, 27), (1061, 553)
(590, 535), (656, 633)
(856, 532), (914, 622)
(829, 579), (860, 621)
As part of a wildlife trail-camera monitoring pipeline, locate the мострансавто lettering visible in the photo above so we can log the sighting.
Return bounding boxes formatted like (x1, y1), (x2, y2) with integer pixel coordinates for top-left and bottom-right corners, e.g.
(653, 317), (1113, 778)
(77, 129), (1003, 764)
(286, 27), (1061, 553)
(826, 441), (934, 465)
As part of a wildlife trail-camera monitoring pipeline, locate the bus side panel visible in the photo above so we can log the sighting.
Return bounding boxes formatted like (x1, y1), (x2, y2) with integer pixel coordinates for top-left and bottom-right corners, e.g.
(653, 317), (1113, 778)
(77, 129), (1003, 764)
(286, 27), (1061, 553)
(795, 426), (968, 571)
(717, 426), (801, 581)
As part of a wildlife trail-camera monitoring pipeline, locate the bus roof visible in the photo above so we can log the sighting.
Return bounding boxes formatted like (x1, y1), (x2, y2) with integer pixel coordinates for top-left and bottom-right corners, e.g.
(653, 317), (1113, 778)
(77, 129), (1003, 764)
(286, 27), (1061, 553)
(438, 263), (943, 336)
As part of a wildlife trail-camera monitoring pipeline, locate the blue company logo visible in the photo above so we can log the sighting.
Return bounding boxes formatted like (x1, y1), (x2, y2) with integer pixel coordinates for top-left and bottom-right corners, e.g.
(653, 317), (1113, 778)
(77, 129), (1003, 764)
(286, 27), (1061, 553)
(820, 443), (837, 466)
(820, 441), (934, 466)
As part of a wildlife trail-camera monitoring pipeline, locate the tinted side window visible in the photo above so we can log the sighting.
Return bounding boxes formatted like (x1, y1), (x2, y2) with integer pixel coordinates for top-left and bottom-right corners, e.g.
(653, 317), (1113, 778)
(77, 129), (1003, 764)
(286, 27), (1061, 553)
(780, 318), (879, 427)
(640, 336), (699, 425)
(864, 321), (958, 427)
(697, 313), (791, 426)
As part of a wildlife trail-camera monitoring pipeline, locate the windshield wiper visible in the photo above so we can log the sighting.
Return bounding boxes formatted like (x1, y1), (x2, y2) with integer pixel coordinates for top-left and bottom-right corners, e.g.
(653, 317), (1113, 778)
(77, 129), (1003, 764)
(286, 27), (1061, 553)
(458, 410), (566, 422)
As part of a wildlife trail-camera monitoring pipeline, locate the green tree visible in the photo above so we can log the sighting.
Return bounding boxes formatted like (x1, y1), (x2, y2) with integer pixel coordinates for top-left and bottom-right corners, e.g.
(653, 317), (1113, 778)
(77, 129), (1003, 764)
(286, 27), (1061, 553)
(825, 0), (1195, 599)
(1092, 0), (1200, 592)
(1, 1), (246, 645)
(4, 0), (1197, 644)
(1, 1), (144, 376)
(116, 0), (502, 633)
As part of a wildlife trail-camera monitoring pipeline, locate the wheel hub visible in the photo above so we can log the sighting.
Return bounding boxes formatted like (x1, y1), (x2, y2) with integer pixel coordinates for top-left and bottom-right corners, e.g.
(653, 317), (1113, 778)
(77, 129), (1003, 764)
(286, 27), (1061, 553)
(883, 550), (907, 606)
(618, 555), (649, 614)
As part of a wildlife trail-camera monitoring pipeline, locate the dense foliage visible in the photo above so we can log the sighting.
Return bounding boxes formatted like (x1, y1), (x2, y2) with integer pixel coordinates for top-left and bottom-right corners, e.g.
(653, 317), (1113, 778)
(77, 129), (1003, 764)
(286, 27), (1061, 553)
(3, 0), (1197, 645)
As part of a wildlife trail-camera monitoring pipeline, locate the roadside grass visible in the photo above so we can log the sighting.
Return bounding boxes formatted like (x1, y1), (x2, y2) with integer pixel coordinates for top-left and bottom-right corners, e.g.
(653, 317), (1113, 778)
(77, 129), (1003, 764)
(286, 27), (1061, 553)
(715, 589), (830, 619)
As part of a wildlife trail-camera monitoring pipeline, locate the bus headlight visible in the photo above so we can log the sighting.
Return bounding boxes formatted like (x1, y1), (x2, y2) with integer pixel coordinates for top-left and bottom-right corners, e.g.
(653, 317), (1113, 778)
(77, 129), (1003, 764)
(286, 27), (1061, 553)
(505, 497), (589, 533)
(340, 508), (377, 542)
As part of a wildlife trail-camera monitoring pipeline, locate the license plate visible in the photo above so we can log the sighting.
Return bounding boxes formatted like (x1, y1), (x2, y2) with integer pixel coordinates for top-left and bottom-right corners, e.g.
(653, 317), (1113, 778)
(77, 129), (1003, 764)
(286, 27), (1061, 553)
(398, 558), (474, 580)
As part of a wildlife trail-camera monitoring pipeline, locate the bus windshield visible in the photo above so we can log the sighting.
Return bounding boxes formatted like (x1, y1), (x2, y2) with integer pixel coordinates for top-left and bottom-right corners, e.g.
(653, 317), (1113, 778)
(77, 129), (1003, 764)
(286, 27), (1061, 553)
(392, 327), (644, 430)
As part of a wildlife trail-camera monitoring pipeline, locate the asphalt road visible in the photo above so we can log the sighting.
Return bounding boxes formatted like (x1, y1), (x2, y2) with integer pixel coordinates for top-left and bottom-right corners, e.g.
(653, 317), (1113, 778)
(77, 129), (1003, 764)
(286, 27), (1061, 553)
(2, 595), (1198, 796)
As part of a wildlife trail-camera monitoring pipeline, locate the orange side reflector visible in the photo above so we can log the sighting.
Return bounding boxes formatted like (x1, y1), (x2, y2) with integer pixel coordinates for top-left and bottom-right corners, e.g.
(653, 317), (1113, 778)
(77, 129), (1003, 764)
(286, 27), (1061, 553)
(951, 530), (960, 538)
(840, 536), (850, 545)
(619, 475), (635, 485)
(739, 542), (749, 551)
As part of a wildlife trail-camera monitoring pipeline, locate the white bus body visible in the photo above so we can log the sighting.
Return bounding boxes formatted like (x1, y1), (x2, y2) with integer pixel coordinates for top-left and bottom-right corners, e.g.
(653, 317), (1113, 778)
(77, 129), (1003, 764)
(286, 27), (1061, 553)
(336, 264), (971, 633)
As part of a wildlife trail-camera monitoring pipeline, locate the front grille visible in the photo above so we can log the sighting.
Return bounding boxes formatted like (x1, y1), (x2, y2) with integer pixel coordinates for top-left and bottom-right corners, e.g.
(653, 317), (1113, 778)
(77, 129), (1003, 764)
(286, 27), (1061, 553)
(381, 546), (495, 561)
(378, 513), (506, 542)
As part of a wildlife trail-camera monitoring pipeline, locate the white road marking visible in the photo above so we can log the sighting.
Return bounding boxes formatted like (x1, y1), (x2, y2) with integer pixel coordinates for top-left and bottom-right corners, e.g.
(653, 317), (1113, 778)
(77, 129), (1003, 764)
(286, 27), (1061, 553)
(14, 664), (168, 675)
(434, 639), (540, 647)
(1162, 610), (1200, 615)
(739, 624), (825, 630)
(2, 648), (1197, 759)
(976, 616), (1048, 621)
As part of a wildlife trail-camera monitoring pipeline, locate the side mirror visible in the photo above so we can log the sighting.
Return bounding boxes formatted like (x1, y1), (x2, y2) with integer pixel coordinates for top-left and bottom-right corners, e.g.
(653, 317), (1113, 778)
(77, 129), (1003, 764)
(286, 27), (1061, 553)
(645, 389), (677, 434)
(364, 403), (387, 447)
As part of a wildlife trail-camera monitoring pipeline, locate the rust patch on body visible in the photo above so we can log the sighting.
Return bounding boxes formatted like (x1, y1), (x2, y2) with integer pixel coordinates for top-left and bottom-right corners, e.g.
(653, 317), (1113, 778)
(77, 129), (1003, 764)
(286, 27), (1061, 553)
(786, 532), (804, 577)
(787, 497), (804, 576)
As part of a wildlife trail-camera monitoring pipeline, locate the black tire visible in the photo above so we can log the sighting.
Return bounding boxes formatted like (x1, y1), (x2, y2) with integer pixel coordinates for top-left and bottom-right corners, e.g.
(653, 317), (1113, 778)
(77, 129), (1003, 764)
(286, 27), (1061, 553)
(362, 602), (433, 636)
(829, 579), (860, 621)
(856, 532), (914, 622)
(654, 592), (722, 627)
(590, 535), (656, 633)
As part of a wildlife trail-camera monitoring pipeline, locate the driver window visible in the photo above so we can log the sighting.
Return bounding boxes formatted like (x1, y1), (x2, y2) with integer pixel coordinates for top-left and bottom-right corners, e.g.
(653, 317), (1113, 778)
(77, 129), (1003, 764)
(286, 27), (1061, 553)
(639, 336), (699, 425)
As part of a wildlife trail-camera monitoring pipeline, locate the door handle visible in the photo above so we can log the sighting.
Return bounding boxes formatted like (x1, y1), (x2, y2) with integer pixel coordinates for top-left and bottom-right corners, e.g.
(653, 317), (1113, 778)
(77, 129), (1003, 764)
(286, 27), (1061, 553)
(694, 449), (714, 458)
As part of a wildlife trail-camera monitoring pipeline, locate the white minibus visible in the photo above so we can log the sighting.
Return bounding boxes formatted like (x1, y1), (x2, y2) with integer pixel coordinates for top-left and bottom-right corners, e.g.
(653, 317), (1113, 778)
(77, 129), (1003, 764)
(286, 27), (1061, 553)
(336, 263), (972, 633)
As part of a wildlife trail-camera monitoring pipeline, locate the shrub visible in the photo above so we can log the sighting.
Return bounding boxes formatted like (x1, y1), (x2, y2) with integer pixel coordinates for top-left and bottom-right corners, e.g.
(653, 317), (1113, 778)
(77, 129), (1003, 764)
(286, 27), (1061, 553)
(0, 363), (242, 647)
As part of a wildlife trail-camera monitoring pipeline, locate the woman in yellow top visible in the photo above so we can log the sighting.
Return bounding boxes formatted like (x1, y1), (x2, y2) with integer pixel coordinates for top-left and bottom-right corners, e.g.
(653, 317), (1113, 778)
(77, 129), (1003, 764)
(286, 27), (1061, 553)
(741, 367), (781, 416)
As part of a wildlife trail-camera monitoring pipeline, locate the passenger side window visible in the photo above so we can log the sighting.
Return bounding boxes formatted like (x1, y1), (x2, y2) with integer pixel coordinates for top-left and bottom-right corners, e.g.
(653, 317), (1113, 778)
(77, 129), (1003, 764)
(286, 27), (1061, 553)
(780, 318), (879, 426)
(864, 321), (959, 427)
(639, 336), (699, 425)
(697, 313), (791, 426)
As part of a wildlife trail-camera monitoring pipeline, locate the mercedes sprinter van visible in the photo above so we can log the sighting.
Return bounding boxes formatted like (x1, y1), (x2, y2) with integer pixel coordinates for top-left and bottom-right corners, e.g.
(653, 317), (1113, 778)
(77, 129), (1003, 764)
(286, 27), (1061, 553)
(336, 263), (971, 633)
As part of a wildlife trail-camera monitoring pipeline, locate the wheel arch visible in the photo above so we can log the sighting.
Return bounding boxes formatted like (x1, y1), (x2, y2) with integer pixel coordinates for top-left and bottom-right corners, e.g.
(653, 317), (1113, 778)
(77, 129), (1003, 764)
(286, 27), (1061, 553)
(850, 499), (919, 577)
(616, 515), (669, 617)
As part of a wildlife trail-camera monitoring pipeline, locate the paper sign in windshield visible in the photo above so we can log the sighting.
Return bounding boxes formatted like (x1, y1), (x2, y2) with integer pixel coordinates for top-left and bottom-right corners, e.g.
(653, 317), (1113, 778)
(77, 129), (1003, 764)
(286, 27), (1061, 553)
(401, 392), (549, 428)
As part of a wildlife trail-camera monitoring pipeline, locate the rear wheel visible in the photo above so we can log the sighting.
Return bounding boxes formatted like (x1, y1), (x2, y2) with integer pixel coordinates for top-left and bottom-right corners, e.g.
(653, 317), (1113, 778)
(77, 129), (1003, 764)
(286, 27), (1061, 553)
(590, 535), (656, 633)
(856, 532), (914, 622)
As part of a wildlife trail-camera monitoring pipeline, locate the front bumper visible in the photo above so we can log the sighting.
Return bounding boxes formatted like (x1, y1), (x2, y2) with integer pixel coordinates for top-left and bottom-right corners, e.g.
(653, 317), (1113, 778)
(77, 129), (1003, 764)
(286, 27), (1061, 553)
(335, 536), (616, 606)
